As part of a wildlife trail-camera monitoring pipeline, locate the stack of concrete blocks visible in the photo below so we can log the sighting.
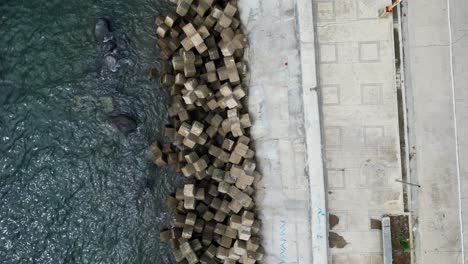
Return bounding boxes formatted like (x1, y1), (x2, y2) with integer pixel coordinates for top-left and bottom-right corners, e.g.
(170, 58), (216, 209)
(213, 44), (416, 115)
(153, 0), (263, 263)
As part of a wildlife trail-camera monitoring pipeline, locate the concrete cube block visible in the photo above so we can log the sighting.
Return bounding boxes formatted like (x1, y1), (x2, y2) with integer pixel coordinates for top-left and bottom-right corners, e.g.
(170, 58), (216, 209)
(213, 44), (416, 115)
(224, 95), (239, 109)
(233, 143), (248, 157)
(204, 61), (216, 72)
(175, 213), (186, 228)
(237, 225), (252, 241)
(219, 83), (232, 96)
(218, 14), (232, 28)
(196, 132), (208, 145)
(184, 152), (199, 163)
(202, 210), (214, 221)
(176, 188), (185, 200)
(206, 98), (219, 110)
(176, 1), (191, 16)
(184, 184), (196, 198)
(220, 236), (233, 248)
(160, 229), (172, 241)
(242, 211), (255, 226)
(191, 33), (204, 46)
(237, 192), (253, 208)
(208, 184), (219, 197)
(212, 168), (225, 182)
(181, 36), (195, 51)
(225, 226), (237, 239)
(182, 90), (198, 104)
(190, 121), (203, 136)
(183, 133), (198, 148)
(228, 200), (243, 214)
(229, 153), (242, 165)
(231, 122), (244, 137)
(224, 2), (237, 17)
(214, 210), (227, 222)
(197, 25), (210, 39)
(233, 240), (247, 256)
(214, 223), (227, 235)
(247, 237), (260, 252)
(201, 15), (215, 29)
(195, 188), (205, 200)
(164, 13), (178, 28)
(240, 113), (251, 128)
(190, 239), (203, 252)
(202, 232), (213, 246)
(173, 249), (185, 262)
(184, 63), (196, 77)
(218, 181), (231, 193)
(155, 15), (165, 26)
(205, 244), (217, 258)
(222, 138), (235, 151)
(193, 158), (208, 172)
(186, 252), (199, 264)
(175, 73), (186, 85)
(182, 23), (197, 36)
(195, 42), (208, 53)
(216, 247), (229, 260)
(157, 24), (170, 38)
(185, 212), (197, 225)
(195, 84), (211, 99)
(210, 197), (222, 210)
(184, 197), (196, 210)
(230, 164), (244, 178)
(182, 225), (194, 239)
(181, 163), (196, 177)
(184, 78), (198, 91)
(208, 48), (220, 60)
(180, 240), (193, 255)
(220, 200), (231, 214)
(178, 109), (190, 122)
(211, 5), (223, 19)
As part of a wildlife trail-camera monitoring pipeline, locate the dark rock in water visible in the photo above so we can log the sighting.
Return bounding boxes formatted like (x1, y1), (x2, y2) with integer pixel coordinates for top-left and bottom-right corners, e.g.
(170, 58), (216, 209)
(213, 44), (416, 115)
(110, 115), (137, 134)
(95, 18), (142, 135)
(105, 55), (118, 72)
(95, 18), (111, 42)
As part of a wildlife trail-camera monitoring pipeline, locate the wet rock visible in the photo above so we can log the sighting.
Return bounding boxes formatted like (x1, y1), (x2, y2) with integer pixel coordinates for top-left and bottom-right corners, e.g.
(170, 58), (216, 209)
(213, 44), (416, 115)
(104, 55), (118, 72)
(110, 115), (137, 134)
(95, 18), (110, 42)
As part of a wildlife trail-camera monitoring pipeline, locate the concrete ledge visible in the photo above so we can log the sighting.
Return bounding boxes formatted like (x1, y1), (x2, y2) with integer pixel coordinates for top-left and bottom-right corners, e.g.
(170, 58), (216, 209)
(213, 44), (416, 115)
(296, 0), (329, 263)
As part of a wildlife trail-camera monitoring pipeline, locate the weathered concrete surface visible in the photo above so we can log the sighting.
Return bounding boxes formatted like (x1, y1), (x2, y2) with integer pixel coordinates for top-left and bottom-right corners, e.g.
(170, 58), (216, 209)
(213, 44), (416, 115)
(238, 0), (327, 263)
(401, 0), (468, 262)
(313, 0), (405, 262)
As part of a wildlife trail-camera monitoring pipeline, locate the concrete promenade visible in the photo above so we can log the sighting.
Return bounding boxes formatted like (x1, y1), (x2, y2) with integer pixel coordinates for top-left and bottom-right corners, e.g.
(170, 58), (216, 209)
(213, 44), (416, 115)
(314, 0), (404, 263)
(402, 0), (468, 262)
(238, 0), (327, 263)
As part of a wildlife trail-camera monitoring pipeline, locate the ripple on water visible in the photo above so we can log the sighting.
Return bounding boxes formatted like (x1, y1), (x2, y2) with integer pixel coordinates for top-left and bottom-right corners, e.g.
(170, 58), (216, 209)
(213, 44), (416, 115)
(0, 0), (177, 263)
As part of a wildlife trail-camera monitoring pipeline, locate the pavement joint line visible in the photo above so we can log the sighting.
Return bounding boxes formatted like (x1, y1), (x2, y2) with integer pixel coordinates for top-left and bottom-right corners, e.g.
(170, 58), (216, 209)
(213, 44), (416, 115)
(447, 0), (465, 261)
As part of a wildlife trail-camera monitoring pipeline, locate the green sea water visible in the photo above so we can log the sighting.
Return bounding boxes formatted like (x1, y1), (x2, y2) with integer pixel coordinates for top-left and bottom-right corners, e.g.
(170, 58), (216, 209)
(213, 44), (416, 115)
(0, 0), (178, 263)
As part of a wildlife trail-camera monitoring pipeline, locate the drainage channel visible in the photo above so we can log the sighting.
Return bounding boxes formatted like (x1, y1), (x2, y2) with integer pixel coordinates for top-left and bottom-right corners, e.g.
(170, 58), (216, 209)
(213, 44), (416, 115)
(392, 3), (415, 264)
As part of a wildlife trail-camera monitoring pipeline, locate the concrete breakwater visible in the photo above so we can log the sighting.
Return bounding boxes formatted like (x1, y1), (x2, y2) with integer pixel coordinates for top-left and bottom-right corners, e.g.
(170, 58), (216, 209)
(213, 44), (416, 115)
(149, 0), (264, 263)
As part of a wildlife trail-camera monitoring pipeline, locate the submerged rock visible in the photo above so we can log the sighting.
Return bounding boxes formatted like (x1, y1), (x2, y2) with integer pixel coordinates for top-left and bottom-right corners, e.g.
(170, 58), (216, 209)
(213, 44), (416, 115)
(95, 18), (141, 134)
(110, 115), (137, 134)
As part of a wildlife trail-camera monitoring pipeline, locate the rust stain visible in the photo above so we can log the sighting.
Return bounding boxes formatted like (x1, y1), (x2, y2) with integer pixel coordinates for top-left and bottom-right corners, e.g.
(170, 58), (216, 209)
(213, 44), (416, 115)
(329, 232), (348, 248)
(370, 218), (382, 230)
(329, 214), (339, 229)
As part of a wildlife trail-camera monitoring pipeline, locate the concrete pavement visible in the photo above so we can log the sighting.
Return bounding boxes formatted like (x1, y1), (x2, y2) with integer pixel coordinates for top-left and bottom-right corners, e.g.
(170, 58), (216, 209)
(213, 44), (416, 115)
(401, 0), (468, 262)
(313, 0), (405, 262)
(238, 0), (327, 263)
